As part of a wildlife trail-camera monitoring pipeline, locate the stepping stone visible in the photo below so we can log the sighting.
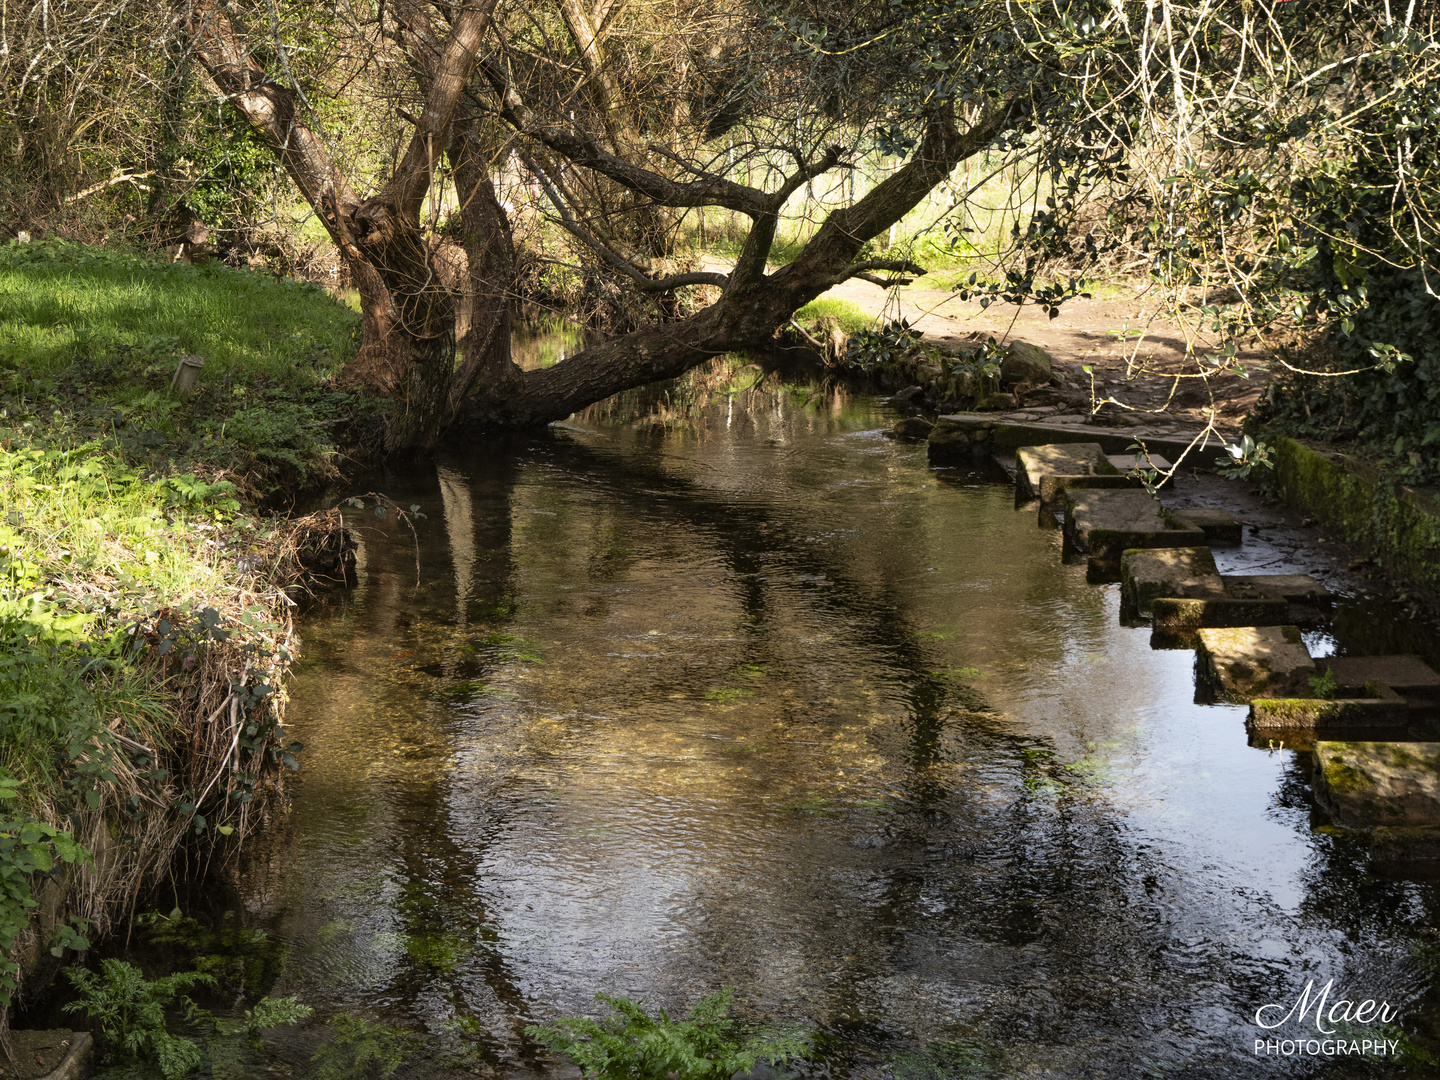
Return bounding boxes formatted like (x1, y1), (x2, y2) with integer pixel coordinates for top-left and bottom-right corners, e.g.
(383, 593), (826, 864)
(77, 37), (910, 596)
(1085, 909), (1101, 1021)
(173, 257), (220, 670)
(1169, 507), (1244, 546)
(1223, 574), (1332, 609)
(889, 416), (935, 440)
(1324, 656), (1440, 703)
(1152, 596), (1290, 631)
(1312, 741), (1440, 828)
(1195, 625), (1315, 703)
(1120, 546), (1225, 616)
(1015, 442), (1124, 504)
(1106, 452), (1172, 474)
(1248, 685), (1410, 734)
(1063, 488), (1206, 563)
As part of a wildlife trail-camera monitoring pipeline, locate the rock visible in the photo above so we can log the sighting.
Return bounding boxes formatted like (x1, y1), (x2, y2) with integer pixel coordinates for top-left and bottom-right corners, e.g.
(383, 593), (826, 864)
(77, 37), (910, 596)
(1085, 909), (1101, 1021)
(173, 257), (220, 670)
(1223, 573), (1332, 625)
(1224, 574), (1332, 608)
(892, 385), (926, 409)
(926, 415), (995, 462)
(1063, 488), (1206, 562)
(1107, 452), (1172, 474)
(891, 416), (935, 440)
(1000, 340), (1053, 385)
(1325, 656), (1440, 703)
(1195, 625), (1315, 703)
(1015, 442), (1118, 503)
(1169, 507), (1244, 545)
(1313, 741), (1440, 828)
(1120, 546), (1225, 616)
(1151, 596), (1290, 631)
(975, 392), (1018, 411)
(1248, 689), (1409, 735)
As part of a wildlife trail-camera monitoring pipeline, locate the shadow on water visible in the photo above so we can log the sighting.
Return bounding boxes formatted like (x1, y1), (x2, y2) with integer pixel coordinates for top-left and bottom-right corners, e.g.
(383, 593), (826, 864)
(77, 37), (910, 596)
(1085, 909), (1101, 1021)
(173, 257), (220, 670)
(51, 354), (1440, 1078)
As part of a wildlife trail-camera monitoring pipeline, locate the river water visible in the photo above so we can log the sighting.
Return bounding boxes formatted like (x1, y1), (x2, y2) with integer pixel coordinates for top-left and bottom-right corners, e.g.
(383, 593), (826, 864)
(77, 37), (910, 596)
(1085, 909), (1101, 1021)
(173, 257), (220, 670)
(188, 378), (1438, 1077)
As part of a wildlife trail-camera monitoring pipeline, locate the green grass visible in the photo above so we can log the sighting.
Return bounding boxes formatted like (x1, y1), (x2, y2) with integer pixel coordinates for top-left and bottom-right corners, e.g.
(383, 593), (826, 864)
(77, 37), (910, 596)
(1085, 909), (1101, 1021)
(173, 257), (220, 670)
(792, 297), (872, 335)
(0, 239), (370, 493)
(0, 239), (355, 382)
(0, 240), (346, 997)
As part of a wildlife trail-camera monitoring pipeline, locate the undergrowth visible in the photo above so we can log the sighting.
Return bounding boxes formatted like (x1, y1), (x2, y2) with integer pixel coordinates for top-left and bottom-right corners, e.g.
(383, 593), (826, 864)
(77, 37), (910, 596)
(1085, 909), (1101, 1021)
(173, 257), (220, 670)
(0, 239), (375, 496)
(526, 988), (809, 1080)
(0, 239), (356, 1027)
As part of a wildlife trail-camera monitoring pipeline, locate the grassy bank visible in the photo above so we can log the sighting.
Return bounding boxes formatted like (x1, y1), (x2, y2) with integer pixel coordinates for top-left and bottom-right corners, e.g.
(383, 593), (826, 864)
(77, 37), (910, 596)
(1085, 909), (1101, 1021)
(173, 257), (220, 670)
(0, 239), (375, 497)
(0, 240), (361, 1018)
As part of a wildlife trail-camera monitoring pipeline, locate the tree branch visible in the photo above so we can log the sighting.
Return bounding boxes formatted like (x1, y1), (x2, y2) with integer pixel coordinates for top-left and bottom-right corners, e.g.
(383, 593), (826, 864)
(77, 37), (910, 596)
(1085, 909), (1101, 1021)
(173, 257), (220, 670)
(482, 57), (773, 216)
(526, 154), (729, 292)
(389, 0), (499, 224)
(834, 258), (929, 287)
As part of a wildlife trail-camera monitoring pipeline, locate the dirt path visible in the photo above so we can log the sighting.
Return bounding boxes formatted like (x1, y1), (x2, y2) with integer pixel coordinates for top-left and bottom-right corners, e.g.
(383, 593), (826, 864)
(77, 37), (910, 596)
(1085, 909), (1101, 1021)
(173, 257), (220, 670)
(823, 273), (1266, 438)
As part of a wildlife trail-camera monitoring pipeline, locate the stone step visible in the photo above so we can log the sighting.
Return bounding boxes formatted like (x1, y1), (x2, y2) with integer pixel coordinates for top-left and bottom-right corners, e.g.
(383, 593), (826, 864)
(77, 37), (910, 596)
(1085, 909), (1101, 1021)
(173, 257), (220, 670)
(1120, 546), (1225, 616)
(1195, 625), (1316, 703)
(1107, 452), (1172, 474)
(1015, 442), (1130, 505)
(1063, 488), (1206, 564)
(1248, 686), (1410, 735)
(928, 413), (1214, 462)
(1322, 655), (1440, 702)
(1153, 596), (1291, 631)
(1169, 507), (1244, 546)
(1223, 574), (1332, 610)
(1312, 741), (1440, 829)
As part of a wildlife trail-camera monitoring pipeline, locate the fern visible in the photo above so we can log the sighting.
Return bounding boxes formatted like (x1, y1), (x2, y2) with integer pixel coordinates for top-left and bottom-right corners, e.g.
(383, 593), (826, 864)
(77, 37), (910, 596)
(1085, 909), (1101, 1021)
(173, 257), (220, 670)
(527, 988), (809, 1080)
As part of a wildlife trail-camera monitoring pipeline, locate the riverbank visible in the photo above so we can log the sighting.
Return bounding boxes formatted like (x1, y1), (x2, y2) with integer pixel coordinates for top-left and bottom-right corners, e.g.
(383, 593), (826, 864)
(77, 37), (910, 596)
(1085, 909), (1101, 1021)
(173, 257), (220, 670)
(0, 240), (361, 1021)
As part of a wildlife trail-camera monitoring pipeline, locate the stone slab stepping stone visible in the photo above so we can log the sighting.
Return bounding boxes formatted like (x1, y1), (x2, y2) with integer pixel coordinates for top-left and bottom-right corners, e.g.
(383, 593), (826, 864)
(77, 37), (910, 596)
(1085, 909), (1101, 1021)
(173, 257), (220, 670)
(1063, 488), (1206, 563)
(1152, 596), (1290, 631)
(1195, 625), (1315, 703)
(1248, 685), (1410, 734)
(928, 414), (1210, 462)
(5, 1030), (93, 1080)
(1015, 442), (1123, 504)
(1106, 452), (1172, 473)
(1324, 655), (1440, 703)
(1223, 574), (1332, 609)
(1312, 741), (1440, 828)
(1169, 507), (1244, 545)
(1120, 546), (1225, 616)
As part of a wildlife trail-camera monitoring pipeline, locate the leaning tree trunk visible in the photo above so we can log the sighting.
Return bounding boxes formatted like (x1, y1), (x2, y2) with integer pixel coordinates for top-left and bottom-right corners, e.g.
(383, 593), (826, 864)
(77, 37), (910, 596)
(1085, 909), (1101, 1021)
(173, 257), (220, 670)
(185, 0), (500, 451)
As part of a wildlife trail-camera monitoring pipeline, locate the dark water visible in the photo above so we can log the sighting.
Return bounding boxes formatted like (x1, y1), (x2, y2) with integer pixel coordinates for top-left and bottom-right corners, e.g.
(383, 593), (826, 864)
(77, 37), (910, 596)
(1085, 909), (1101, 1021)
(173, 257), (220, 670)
(166, 382), (1440, 1076)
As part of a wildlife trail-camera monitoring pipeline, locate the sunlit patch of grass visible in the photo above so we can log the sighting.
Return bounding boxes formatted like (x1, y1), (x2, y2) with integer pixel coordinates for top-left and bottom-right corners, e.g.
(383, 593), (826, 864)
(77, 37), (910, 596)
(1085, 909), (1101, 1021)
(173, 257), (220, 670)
(793, 297), (872, 336)
(0, 239), (371, 494)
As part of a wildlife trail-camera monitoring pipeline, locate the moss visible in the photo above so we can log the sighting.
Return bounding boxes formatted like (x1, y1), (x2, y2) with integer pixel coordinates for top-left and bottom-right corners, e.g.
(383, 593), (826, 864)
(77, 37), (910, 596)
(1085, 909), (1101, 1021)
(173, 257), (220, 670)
(1268, 435), (1440, 601)
(1320, 755), (1375, 797)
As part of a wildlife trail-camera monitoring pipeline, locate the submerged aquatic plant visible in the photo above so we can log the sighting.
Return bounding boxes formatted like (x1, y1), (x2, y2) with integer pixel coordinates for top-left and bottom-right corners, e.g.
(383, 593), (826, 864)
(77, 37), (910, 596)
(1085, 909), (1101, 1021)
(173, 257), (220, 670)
(64, 959), (217, 1079)
(526, 988), (809, 1080)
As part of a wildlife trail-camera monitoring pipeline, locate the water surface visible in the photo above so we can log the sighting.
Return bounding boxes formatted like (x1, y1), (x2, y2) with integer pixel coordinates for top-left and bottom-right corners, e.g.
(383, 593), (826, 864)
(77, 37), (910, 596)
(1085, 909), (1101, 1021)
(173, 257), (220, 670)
(233, 382), (1439, 1077)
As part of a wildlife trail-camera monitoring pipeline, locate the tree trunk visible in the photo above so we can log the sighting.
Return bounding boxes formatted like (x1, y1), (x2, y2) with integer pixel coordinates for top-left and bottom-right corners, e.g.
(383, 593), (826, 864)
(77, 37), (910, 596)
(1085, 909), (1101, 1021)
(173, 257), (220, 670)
(456, 103), (1013, 431)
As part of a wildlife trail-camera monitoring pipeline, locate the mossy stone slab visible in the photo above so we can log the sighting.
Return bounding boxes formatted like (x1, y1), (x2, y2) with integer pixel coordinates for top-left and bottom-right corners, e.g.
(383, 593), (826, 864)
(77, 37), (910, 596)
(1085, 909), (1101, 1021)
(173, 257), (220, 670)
(1064, 488), (1206, 560)
(1224, 574), (1332, 609)
(1248, 693), (1410, 733)
(1120, 546), (1224, 616)
(1169, 507), (1244, 545)
(1195, 625), (1315, 703)
(1015, 442), (1116, 501)
(1326, 655), (1440, 701)
(1313, 741), (1440, 828)
(1152, 596), (1290, 631)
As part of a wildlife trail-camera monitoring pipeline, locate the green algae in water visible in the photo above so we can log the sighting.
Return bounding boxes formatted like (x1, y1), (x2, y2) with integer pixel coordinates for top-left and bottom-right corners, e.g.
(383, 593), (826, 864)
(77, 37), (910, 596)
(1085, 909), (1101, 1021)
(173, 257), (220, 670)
(890, 1039), (998, 1079)
(404, 931), (466, 973)
(705, 687), (754, 704)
